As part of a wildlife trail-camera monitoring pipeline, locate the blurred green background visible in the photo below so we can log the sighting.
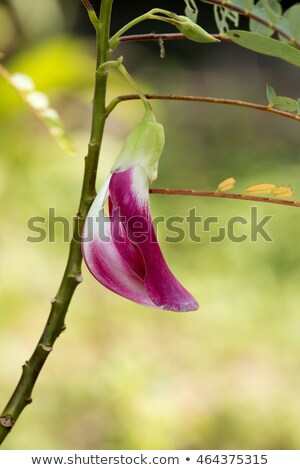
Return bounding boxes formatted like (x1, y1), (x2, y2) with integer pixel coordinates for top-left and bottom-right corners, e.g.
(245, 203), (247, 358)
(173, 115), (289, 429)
(1, 0), (300, 450)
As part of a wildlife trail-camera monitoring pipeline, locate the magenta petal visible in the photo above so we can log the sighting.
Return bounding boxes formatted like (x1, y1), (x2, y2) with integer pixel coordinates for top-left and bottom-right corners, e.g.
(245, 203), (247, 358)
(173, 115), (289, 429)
(82, 176), (155, 307)
(109, 166), (199, 312)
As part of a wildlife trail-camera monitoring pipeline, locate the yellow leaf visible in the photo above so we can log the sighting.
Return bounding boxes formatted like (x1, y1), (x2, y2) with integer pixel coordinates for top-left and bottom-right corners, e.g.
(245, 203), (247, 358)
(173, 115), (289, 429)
(217, 177), (236, 192)
(246, 183), (276, 194)
(272, 185), (294, 198)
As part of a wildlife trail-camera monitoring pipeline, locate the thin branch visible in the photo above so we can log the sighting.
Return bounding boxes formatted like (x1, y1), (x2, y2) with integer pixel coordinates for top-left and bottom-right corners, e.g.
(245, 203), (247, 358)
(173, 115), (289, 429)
(150, 188), (300, 208)
(119, 32), (228, 43)
(81, 0), (98, 28)
(201, 0), (300, 49)
(81, 0), (94, 12)
(106, 93), (300, 124)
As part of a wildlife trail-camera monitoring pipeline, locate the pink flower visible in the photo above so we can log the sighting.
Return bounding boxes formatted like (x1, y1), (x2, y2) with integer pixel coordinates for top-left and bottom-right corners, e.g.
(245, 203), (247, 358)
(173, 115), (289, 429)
(82, 109), (198, 312)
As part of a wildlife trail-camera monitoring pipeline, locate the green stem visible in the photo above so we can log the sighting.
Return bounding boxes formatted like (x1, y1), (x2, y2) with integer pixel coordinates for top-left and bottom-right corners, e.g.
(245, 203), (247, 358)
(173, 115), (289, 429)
(0, 0), (114, 445)
(109, 8), (175, 49)
(81, 0), (99, 29)
(97, 58), (151, 111)
(116, 63), (151, 110)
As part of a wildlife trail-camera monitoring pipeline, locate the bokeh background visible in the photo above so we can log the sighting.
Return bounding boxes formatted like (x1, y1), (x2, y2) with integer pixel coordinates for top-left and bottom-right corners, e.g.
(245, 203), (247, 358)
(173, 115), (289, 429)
(1, 0), (300, 450)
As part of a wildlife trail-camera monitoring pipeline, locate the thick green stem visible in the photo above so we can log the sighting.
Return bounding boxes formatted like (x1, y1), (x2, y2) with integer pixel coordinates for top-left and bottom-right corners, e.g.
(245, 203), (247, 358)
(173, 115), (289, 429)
(0, 0), (114, 445)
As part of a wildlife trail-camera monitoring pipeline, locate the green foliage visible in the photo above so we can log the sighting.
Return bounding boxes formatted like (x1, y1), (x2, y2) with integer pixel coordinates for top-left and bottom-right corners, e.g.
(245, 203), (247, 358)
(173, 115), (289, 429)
(283, 4), (300, 42)
(227, 30), (300, 67)
(214, 6), (239, 33)
(266, 83), (276, 105)
(249, 0), (274, 37)
(261, 0), (282, 24)
(184, 0), (199, 22)
(266, 84), (300, 114)
(203, 0), (300, 50)
(272, 96), (299, 113)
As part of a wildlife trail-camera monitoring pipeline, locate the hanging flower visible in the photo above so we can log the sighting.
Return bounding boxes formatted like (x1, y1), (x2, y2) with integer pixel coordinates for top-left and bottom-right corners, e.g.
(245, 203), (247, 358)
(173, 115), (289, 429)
(82, 108), (199, 312)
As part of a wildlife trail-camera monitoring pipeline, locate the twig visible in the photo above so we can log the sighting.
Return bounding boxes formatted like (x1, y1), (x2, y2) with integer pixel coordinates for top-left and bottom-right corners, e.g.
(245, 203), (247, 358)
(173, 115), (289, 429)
(106, 93), (300, 124)
(201, 0), (300, 49)
(119, 32), (228, 43)
(150, 188), (300, 208)
(81, 0), (94, 12)
(81, 0), (98, 28)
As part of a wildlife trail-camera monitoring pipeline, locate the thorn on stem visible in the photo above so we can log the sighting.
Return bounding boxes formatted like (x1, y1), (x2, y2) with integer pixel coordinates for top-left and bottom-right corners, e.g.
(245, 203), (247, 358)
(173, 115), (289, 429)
(0, 415), (14, 429)
(39, 344), (53, 353)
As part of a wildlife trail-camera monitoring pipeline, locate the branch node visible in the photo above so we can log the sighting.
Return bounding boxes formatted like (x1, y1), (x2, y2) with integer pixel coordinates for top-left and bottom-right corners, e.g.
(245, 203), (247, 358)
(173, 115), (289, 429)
(39, 344), (53, 353)
(75, 212), (85, 222)
(0, 415), (14, 429)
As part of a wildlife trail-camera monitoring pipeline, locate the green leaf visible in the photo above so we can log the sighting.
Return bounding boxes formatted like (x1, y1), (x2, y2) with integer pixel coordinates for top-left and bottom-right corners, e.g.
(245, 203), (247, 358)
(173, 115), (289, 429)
(214, 5), (239, 33)
(297, 98), (300, 115)
(266, 83), (277, 105)
(262, 0), (282, 23)
(227, 30), (300, 67)
(284, 4), (300, 42)
(272, 96), (299, 112)
(244, 0), (255, 11)
(184, 0), (198, 23)
(249, 0), (281, 36)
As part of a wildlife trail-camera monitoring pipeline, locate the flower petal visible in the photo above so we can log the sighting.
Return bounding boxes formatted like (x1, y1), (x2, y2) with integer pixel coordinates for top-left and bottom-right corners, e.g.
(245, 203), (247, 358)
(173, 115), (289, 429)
(109, 165), (199, 312)
(82, 175), (155, 307)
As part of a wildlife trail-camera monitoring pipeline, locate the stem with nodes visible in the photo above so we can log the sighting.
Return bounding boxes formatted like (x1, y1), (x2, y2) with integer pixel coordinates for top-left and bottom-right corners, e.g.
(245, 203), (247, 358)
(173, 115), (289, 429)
(119, 32), (227, 43)
(109, 8), (178, 49)
(150, 189), (300, 209)
(106, 93), (300, 124)
(201, 0), (300, 49)
(0, 0), (114, 445)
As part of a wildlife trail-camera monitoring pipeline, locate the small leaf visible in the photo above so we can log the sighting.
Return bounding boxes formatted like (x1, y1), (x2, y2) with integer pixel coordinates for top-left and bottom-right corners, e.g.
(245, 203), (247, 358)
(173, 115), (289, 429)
(284, 4), (300, 42)
(250, 0), (274, 37)
(272, 185), (294, 198)
(262, 0), (282, 24)
(214, 6), (239, 34)
(227, 30), (300, 67)
(184, 0), (198, 22)
(273, 96), (298, 112)
(217, 177), (236, 191)
(297, 98), (300, 115)
(266, 83), (277, 105)
(244, 0), (255, 11)
(246, 183), (276, 194)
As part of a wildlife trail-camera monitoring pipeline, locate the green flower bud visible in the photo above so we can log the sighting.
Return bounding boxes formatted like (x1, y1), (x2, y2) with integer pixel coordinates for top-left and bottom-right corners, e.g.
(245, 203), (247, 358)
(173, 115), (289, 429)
(173, 15), (219, 43)
(111, 108), (165, 183)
